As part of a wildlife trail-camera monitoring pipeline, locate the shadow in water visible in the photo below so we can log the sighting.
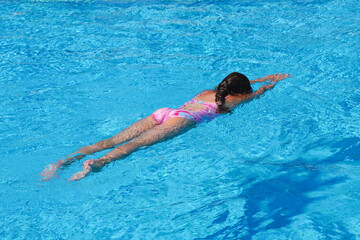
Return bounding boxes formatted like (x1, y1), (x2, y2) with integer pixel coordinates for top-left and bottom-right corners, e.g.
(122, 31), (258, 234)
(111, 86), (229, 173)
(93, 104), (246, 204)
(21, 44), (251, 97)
(196, 137), (360, 239)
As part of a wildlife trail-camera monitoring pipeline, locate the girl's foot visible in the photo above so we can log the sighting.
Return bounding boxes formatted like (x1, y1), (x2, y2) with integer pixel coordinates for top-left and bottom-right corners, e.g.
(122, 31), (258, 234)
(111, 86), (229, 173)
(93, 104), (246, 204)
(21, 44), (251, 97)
(40, 159), (65, 181)
(69, 159), (99, 181)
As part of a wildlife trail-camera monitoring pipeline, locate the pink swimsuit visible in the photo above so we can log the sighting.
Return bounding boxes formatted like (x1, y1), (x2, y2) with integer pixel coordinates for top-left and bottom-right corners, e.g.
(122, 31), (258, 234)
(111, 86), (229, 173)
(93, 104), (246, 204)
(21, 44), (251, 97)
(152, 91), (219, 124)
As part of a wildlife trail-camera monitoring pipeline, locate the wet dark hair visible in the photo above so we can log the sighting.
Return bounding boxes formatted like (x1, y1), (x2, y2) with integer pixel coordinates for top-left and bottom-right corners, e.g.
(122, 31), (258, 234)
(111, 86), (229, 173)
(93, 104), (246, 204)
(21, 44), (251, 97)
(215, 72), (253, 113)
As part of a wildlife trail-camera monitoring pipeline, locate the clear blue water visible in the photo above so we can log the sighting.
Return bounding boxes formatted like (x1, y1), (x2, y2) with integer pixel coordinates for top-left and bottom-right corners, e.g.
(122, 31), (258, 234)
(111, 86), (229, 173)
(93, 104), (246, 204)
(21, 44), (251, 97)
(1, 0), (360, 239)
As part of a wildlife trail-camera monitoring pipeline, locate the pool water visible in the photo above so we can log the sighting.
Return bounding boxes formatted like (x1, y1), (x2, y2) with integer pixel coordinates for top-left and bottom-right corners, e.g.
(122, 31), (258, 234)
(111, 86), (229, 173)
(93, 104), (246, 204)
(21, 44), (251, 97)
(1, 0), (360, 239)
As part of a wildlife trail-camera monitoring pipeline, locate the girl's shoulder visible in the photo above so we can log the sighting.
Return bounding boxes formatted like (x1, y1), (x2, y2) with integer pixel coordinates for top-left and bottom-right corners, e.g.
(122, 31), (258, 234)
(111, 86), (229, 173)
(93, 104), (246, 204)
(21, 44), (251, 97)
(199, 89), (215, 94)
(195, 90), (216, 101)
(224, 93), (252, 108)
(196, 89), (215, 97)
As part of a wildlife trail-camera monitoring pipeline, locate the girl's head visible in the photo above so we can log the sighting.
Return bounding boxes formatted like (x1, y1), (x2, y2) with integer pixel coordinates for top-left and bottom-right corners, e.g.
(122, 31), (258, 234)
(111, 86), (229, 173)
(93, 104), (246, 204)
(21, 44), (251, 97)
(215, 72), (252, 112)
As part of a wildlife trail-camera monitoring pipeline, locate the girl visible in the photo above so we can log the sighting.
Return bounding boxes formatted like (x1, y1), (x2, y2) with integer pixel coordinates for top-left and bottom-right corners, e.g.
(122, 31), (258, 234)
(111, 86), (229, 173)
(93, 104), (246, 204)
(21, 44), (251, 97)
(41, 72), (290, 181)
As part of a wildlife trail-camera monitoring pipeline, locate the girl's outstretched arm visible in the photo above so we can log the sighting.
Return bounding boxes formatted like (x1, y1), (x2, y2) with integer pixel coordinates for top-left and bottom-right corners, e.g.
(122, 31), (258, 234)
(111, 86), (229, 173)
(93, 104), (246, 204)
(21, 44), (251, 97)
(250, 73), (291, 83)
(253, 84), (275, 98)
(247, 73), (292, 101)
(226, 83), (277, 109)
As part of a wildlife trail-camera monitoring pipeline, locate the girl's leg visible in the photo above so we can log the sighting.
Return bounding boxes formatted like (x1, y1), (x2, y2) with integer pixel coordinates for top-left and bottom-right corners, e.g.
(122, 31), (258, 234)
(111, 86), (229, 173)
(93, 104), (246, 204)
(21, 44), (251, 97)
(77, 115), (158, 155)
(41, 115), (158, 180)
(70, 117), (195, 180)
(107, 117), (195, 158)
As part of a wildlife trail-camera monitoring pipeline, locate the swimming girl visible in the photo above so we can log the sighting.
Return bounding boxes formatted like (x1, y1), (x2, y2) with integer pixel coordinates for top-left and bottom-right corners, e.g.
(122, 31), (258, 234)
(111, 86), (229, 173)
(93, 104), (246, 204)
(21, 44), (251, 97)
(40, 72), (291, 181)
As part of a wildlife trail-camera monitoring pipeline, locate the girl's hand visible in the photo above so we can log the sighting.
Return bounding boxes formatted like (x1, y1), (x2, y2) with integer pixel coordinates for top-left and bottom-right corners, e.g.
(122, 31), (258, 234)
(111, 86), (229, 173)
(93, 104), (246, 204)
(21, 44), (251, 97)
(69, 159), (97, 181)
(269, 73), (292, 83)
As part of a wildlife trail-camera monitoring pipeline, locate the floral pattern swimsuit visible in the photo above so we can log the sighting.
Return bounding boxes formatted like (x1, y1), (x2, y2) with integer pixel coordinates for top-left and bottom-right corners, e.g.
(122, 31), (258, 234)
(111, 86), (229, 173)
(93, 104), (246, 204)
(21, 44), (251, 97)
(152, 91), (219, 124)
